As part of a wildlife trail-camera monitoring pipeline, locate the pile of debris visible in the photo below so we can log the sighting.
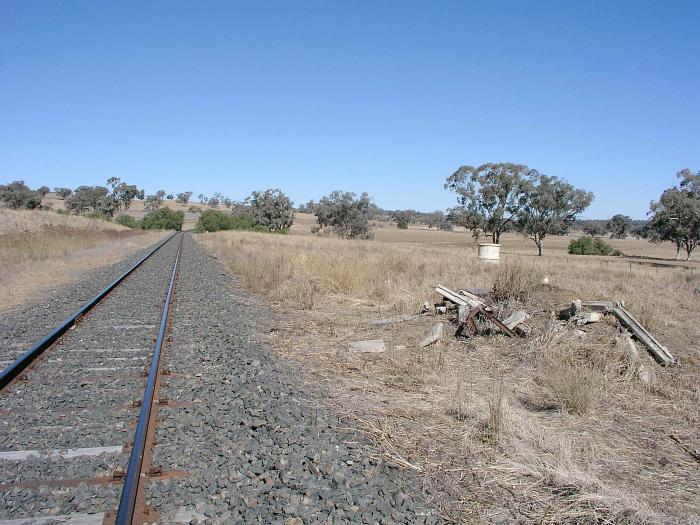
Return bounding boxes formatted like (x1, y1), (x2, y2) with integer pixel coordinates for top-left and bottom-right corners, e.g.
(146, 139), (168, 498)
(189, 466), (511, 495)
(558, 299), (675, 366)
(350, 285), (674, 373)
(417, 285), (532, 347)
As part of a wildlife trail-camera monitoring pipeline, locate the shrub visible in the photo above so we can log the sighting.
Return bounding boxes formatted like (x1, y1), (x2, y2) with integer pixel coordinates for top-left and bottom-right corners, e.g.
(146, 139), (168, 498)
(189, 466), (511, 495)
(396, 218), (409, 229)
(568, 236), (621, 256)
(116, 214), (139, 228)
(196, 209), (255, 232)
(141, 207), (184, 230)
(85, 211), (113, 221)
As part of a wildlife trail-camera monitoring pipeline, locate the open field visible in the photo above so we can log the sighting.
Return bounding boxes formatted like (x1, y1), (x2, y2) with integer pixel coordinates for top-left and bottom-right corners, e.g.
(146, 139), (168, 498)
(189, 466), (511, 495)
(0, 209), (167, 312)
(199, 229), (700, 523)
(291, 213), (697, 265)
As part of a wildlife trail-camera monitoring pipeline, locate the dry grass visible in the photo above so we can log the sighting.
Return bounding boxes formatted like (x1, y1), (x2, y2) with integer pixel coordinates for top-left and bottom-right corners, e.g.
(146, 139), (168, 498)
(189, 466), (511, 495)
(0, 209), (166, 311)
(200, 229), (700, 524)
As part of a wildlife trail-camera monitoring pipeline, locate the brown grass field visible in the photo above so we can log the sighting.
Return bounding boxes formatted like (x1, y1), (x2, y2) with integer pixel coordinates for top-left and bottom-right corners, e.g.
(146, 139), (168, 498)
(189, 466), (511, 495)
(199, 216), (700, 524)
(0, 209), (167, 312)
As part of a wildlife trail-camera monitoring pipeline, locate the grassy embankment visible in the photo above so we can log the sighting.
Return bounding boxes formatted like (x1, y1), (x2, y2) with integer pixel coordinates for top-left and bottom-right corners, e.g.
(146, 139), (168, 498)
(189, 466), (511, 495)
(199, 225), (699, 524)
(0, 209), (166, 311)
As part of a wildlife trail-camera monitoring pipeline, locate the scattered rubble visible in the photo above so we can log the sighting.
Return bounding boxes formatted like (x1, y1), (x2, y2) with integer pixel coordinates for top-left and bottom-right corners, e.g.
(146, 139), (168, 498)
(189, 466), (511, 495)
(348, 339), (386, 354)
(420, 322), (444, 347)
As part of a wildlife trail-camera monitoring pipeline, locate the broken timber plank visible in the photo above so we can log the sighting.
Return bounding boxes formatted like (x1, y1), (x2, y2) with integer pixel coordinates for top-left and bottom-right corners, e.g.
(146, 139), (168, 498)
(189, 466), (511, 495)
(348, 340), (386, 354)
(580, 300), (619, 313)
(501, 310), (530, 330)
(420, 323), (444, 347)
(435, 285), (483, 308)
(612, 307), (674, 366)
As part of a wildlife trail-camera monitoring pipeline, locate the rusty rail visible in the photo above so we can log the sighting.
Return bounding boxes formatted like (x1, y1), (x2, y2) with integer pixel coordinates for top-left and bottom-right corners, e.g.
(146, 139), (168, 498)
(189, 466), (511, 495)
(115, 232), (184, 525)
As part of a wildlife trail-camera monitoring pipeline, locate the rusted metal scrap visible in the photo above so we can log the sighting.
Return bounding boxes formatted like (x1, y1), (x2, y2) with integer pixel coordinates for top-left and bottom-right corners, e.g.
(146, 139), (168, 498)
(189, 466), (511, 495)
(454, 304), (516, 338)
(435, 285), (517, 339)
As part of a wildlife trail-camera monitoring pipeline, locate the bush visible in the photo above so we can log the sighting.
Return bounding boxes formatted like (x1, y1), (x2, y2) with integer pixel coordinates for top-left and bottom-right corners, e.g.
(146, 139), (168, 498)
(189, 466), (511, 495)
(196, 209), (256, 232)
(141, 207), (184, 230)
(116, 214), (139, 228)
(396, 218), (409, 229)
(568, 236), (621, 256)
(85, 211), (113, 222)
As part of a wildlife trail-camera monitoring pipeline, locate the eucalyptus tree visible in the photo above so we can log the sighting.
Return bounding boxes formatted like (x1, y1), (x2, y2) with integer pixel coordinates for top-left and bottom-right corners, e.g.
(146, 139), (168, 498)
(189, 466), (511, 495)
(516, 175), (593, 255)
(647, 169), (700, 260)
(445, 163), (538, 243)
(246, 188), (294, 232)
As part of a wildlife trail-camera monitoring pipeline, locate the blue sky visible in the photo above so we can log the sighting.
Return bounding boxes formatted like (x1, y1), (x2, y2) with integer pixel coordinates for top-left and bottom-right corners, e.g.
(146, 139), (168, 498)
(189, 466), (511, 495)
(1, 1), (698, 219)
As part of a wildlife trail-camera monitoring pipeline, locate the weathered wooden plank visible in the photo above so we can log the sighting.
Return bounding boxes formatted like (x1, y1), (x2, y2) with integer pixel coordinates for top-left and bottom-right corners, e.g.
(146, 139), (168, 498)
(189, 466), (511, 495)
(435, 285), (482, 308)
(348, 340), (386, 354)
(612, 307), (674, 366)
(420, 323), (444, 347)
(501, 310), (530, 330)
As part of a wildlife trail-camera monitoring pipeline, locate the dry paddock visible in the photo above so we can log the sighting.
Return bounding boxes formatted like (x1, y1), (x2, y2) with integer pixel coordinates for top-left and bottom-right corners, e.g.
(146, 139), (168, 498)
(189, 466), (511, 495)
(199, 230), (700, 524)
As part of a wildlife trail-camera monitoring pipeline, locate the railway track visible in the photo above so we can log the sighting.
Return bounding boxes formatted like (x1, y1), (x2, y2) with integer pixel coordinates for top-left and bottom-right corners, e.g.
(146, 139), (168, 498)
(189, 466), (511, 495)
(1, 232), (438, 524)
(0, 232), (186, 524)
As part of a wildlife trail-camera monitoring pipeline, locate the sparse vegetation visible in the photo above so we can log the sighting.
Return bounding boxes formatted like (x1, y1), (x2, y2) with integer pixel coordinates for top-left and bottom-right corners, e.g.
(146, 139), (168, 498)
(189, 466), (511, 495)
(491, 258), (543, 301)
(0, 208), (162, 311)
(200, 229), (699, 523)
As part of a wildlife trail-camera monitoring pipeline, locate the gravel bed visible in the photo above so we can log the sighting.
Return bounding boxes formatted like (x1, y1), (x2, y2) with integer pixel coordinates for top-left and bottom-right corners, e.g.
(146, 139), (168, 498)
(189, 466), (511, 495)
(0, 233), (171, 356)
(0, 234), (180, 519)
(0, 453), (126, 483)
(1, 485), (122, 517)
(151, 235), (441, 524)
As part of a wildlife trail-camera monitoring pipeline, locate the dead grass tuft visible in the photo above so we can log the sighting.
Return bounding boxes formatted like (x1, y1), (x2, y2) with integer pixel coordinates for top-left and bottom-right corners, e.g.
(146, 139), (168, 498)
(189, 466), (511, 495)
(492, 257), (543, 302)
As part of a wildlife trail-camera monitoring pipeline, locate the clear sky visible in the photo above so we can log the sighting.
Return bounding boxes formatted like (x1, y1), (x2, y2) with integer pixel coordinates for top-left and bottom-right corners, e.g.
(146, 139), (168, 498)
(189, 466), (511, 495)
(1, 1), (698, 219)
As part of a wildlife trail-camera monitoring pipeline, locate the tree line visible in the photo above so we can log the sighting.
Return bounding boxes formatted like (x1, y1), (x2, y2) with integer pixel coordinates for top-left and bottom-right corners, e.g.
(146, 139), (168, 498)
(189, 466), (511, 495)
(1, 165), (698, 258)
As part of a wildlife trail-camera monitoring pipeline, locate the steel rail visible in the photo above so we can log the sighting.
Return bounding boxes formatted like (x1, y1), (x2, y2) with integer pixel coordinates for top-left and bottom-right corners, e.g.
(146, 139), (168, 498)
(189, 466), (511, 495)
(115, 232), (184, 525)
(0, 232), (178, 391)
